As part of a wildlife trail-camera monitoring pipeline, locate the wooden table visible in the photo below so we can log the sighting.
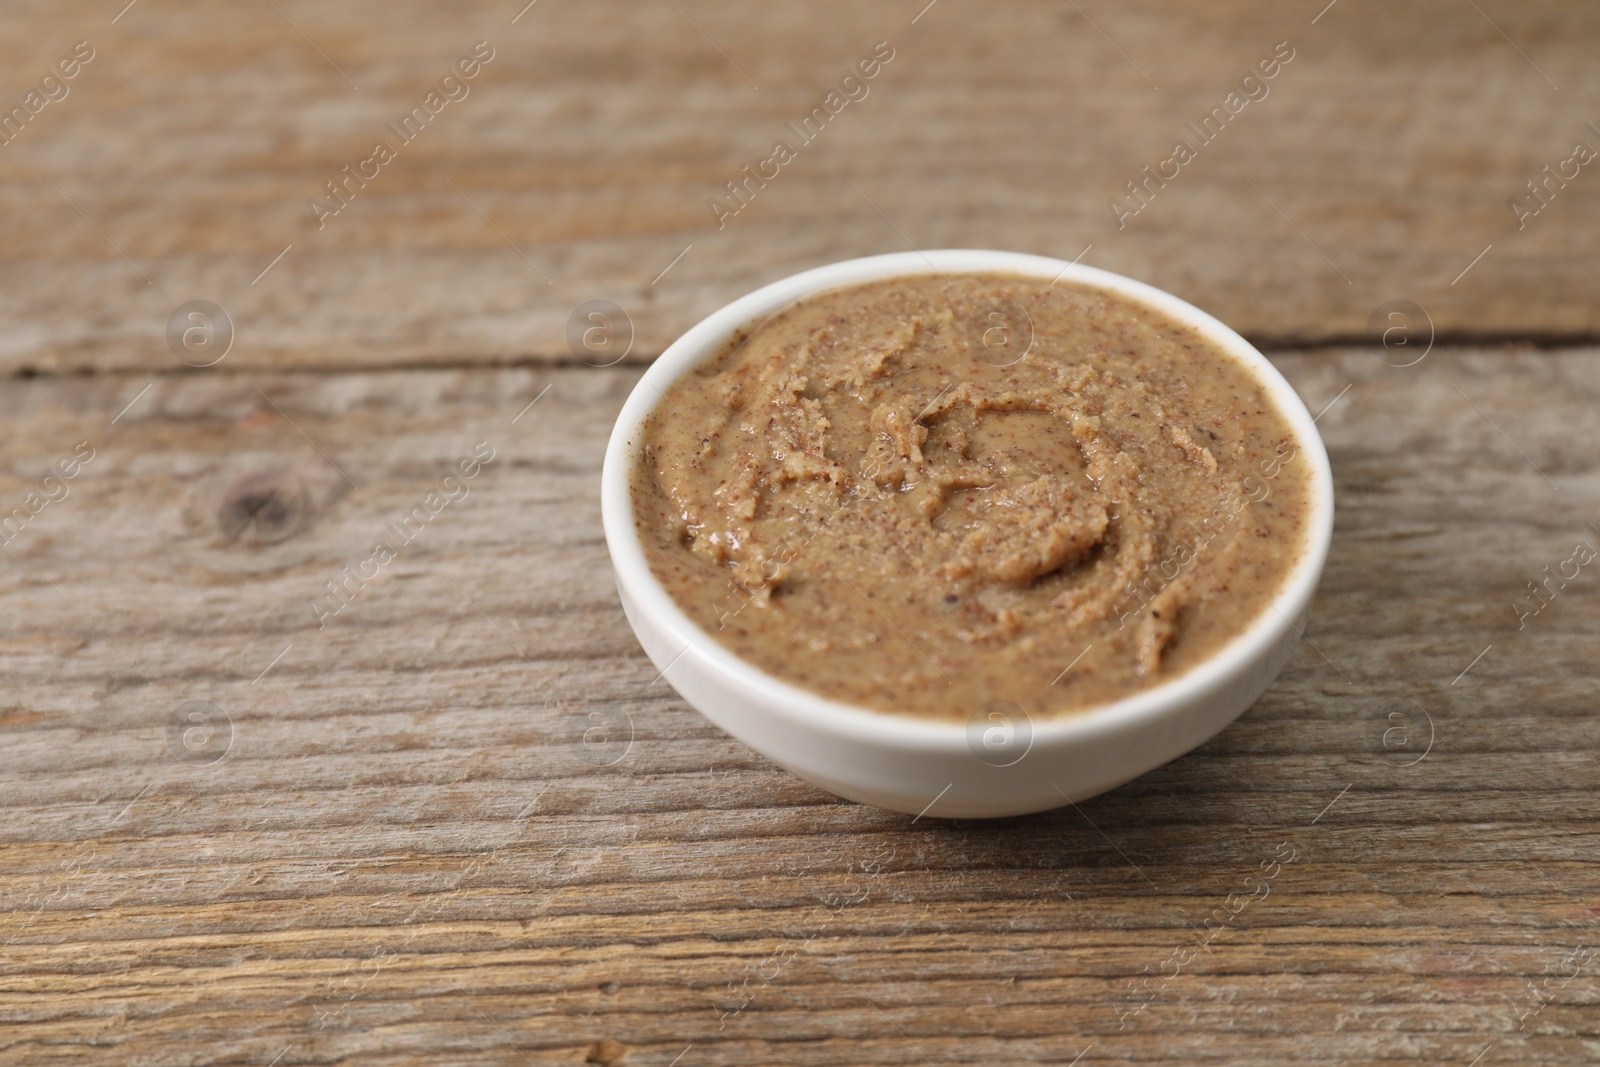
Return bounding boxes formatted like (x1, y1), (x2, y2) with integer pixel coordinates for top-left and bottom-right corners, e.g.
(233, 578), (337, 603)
(3, 2), (1596, 1064)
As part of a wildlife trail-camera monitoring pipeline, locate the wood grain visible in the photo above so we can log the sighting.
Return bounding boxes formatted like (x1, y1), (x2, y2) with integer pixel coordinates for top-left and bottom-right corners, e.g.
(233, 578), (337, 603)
(3, 350), (1598, 1065)
(1, 0), (1599, 377)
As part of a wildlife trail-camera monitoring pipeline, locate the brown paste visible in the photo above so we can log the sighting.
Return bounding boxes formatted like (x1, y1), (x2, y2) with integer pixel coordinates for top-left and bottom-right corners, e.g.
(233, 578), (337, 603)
(632, 274), (1313, 720)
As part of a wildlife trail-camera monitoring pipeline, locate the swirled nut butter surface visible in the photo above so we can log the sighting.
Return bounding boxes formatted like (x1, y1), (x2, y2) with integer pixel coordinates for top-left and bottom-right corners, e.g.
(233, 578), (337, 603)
(632, 274), (1313, 719)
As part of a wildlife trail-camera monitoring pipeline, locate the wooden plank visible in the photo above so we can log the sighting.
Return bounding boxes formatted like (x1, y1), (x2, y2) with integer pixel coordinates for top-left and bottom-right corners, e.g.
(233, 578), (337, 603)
(2, 1), (1599, 377)
(1, 349), (1598, 1064)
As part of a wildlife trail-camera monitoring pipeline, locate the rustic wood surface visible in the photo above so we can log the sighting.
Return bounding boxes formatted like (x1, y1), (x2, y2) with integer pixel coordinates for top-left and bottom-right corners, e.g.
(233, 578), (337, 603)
(4, 351), (1599, 1065)
(2, 0), (1600, 376)
(3, 0), (1599, 1065)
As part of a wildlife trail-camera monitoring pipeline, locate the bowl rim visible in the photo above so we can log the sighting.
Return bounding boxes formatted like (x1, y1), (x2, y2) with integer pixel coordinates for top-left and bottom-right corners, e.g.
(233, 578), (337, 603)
(601, 249), (1335, 752)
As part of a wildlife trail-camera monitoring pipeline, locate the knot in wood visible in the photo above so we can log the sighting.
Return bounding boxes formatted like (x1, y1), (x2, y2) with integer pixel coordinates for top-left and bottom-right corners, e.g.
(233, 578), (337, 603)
(216, 468), (305, 543)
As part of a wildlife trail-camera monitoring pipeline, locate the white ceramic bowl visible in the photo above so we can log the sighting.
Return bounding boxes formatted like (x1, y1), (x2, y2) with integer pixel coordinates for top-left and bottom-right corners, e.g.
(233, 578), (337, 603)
(601, 250), (1333, 818)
